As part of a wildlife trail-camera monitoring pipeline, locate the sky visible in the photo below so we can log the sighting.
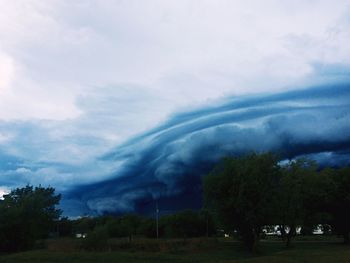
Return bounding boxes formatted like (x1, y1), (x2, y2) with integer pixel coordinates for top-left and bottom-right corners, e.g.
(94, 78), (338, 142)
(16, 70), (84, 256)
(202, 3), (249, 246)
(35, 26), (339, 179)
(0, 0), (350, 215)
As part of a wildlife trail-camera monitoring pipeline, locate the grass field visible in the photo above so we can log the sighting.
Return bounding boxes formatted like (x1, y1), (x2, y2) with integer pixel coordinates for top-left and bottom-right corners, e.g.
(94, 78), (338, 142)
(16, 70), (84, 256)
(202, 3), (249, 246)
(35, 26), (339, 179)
(1, 237), (350, 263)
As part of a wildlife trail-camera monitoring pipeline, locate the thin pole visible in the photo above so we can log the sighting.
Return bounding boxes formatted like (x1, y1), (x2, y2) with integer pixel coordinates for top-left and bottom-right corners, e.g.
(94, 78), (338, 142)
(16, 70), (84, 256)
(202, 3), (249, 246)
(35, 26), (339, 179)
(156, 200), (159, 239)
(206, 214), (209, 238)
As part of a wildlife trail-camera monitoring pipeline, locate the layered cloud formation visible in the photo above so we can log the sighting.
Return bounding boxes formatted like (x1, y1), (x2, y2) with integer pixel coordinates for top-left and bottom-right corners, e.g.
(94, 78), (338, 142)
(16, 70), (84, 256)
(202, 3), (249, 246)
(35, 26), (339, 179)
(1, 1), (350, 215)
(64, 83), (350, 215)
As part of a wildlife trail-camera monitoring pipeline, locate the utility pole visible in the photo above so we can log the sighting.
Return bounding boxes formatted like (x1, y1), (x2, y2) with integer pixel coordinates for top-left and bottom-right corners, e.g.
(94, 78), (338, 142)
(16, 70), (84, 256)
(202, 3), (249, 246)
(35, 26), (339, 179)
(156, 200), (159, 239)
(206, 214), (209, 238)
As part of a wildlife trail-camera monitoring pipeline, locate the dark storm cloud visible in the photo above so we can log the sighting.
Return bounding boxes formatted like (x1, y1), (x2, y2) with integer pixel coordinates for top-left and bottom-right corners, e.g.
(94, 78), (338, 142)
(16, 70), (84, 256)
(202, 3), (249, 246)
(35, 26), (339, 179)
(65, 83), (350, 215)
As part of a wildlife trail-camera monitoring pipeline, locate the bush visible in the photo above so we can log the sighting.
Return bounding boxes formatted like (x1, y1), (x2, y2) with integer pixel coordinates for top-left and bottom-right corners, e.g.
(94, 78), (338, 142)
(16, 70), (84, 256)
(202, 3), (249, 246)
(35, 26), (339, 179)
(81, 226), (109, 251)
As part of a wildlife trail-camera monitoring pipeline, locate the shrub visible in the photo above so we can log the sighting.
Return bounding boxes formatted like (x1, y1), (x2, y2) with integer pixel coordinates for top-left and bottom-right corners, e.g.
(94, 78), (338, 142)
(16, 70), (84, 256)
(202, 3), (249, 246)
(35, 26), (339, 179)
(81, 226), (109, 251)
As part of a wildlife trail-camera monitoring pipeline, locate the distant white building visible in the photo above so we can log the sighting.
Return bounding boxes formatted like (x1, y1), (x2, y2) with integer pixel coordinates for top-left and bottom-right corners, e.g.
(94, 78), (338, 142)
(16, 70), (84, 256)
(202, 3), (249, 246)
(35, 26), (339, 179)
(312, 224), (324, 235)
(75, 233), (87, 238)
(262, 225), (301, 236)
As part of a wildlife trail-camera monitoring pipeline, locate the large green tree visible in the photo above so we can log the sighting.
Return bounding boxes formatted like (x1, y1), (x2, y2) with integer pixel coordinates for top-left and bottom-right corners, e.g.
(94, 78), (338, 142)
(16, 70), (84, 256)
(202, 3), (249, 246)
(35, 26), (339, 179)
(300, 166), (333, 236)
(277, 159), (331, 246)
(0, 185), (61, 252)
(203, 153), (280, 252)
(328, 167), (350, 243)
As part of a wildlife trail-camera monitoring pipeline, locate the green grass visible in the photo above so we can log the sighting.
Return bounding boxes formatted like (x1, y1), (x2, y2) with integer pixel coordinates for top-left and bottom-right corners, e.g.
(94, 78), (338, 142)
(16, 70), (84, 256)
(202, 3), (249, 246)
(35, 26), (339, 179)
(1, 238), (350, 263)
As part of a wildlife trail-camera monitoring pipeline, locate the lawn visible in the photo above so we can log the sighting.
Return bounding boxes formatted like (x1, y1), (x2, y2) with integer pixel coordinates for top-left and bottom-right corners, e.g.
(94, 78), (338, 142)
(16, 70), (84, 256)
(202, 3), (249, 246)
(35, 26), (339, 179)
(1, 238), (350, 263)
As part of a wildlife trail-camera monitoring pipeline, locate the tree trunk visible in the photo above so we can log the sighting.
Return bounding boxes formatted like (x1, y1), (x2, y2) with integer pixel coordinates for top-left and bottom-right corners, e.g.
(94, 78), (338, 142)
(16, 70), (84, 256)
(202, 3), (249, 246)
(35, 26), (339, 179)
(248, 228), (260, 253)
(343, 232), (349, 244)
(286, 225), (295, 248)
(252, 231), (259, 253)
(279, 225), (286, 241)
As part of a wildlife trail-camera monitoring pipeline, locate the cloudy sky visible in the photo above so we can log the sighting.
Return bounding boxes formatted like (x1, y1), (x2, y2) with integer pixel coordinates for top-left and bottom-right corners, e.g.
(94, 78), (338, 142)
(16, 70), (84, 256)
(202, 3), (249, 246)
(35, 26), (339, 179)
(0, 0), (350, 215)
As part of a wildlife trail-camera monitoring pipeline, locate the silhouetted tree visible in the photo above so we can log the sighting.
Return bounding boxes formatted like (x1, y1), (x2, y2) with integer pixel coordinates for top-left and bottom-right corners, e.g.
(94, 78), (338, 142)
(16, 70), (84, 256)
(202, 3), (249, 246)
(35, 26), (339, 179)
(328, 167), (350, 243)
(120, 214), (142, 242)
(72, 216), (96, 235)
(160, 210), (214, 238)
(57, 217), (73, 237)
(204, 153), (280, 252)
(299, 166), (333, 236)
(277, 159), (318, 247)
(0, 185), (61, 252)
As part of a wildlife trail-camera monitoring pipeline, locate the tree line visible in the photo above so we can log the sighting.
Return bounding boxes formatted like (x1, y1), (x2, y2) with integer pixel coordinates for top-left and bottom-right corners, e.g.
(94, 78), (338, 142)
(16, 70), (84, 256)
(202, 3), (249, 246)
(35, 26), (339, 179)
(58, 210), (215, 239)
(0, 185), (215, 252)
(0, 152), (349, 253)
(204, 153), (350, 251)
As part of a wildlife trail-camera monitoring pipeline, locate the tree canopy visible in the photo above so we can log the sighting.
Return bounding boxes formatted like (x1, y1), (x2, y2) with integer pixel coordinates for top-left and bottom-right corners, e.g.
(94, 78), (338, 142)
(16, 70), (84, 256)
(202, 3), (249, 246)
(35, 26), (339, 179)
(204, 153), (280, 251)
(204, 153), (350, 250)
(0, 185), (61, 252)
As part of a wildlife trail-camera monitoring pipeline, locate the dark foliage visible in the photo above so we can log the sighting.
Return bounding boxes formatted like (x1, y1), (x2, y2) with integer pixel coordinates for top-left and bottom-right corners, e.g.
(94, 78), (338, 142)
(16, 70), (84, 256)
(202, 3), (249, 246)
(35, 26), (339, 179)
(159, 209), (215, 238)
(204, 153), (280, 251)
(204, 153), (350, 251)
(0, 185), (61, 252)
(328, 167), (350, 243)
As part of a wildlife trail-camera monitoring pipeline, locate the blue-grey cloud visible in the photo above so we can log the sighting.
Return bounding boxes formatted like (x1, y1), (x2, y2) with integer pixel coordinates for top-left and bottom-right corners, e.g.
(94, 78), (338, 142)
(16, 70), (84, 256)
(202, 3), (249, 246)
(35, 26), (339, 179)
(65, 82), (350, 215)
(0, 85), (168, 192)
(1, 1), (350, 216)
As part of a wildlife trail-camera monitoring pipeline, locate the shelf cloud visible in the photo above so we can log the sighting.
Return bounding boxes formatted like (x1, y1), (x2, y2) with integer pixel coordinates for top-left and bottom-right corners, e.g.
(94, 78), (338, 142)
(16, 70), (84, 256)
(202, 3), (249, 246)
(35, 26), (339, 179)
(0, 1), (350, 216)
(64, 83), (350, 215)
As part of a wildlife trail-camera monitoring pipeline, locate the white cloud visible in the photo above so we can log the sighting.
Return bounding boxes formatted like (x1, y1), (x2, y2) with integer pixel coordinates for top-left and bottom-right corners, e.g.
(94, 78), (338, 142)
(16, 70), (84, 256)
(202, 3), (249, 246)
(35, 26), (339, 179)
(0, 0), (349, 123)
(0, 186), (10, 200)
(0, 50), (15, 93)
